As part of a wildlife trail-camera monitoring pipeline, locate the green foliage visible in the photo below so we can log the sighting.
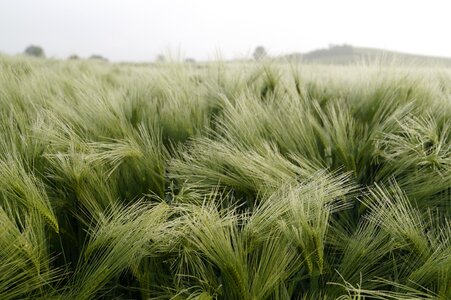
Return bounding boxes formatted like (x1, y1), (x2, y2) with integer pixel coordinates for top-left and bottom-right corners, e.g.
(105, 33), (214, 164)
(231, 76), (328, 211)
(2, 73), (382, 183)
(0, 55), (449, 299)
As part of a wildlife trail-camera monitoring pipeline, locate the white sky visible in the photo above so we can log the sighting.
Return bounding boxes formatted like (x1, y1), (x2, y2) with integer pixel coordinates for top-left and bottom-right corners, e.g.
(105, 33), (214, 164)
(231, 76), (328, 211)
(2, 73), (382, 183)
(1, 0), (450, 62)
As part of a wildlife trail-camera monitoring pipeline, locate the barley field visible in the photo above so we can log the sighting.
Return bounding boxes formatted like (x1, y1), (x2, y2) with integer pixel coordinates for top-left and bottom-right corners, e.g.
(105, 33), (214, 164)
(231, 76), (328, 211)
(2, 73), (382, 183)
(0, 55), (450, 299)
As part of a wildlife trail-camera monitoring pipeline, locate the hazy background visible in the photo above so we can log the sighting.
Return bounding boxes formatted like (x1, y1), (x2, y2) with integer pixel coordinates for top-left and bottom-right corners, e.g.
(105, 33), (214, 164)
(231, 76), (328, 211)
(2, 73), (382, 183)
(1, 0), (450, 62)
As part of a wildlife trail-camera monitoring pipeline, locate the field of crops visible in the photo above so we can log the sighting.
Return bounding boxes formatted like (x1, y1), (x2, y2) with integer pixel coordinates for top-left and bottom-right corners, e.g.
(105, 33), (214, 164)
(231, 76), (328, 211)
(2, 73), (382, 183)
(0, 55), (450, 299)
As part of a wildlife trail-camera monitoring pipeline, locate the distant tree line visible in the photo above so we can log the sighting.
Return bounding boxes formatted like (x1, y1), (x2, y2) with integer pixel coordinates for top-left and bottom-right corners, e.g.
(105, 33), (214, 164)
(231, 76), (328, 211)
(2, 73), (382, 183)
(23, 45), (109, 61)
(21, 45), (283, 63)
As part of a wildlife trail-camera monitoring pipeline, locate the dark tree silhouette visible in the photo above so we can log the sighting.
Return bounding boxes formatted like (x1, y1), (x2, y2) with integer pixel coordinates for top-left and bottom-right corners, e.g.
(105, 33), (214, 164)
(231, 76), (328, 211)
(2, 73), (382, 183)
(89, 54), (108, 62)
(253, 46), (267, 60)
(24, 45), (45, 58)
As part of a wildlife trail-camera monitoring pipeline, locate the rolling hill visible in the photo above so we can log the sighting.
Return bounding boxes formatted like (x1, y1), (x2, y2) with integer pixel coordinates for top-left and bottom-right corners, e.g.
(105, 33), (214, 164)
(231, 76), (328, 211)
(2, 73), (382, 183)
(281, 44), (451, 66)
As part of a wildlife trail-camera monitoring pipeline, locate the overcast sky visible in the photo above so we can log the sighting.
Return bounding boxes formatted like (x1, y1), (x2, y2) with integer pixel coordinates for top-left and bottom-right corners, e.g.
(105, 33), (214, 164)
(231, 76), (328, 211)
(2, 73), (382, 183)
(1, 0), (450, 62)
